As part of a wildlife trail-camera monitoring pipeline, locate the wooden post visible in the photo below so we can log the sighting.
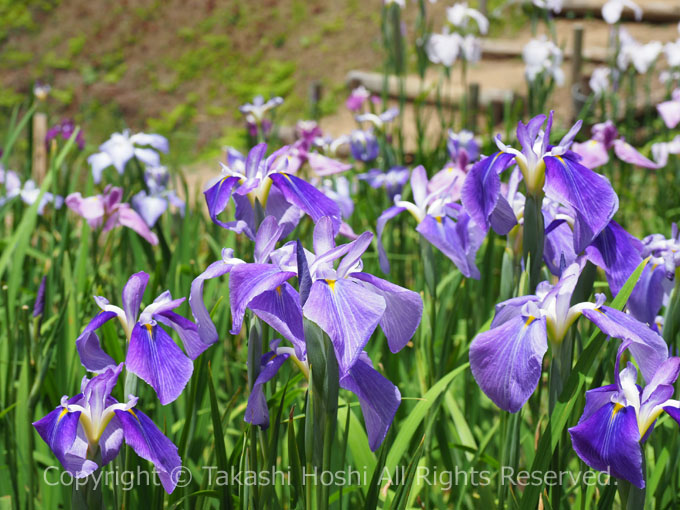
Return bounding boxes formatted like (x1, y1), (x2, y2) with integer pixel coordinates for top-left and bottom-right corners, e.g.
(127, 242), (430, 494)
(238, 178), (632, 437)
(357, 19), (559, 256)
(32, 113), (48, 181)
(479, 0), (487, 17)
(571, 24), (584, 122)
(309, 80), (323, 120)
(468, 83), (480, 132)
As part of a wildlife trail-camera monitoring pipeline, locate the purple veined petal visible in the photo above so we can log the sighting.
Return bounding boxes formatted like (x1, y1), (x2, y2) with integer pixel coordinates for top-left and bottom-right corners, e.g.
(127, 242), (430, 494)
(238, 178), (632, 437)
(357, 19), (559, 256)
(132, 191), (167, 228)
(33, 402), (98, 478)
(126, 323), (194, 405)
(543, 219), (577, 277)
(204, 175), (242, 229)
(520, 114), (547, 155)
(81, 363), (124, 421)
(410, 165), (429, 211)
(543, 153), (619, 254)
(585, 221), (643, 296)
(339, 221), (359, 240)
(155, 311), (208, 360)
(188, 254), (238, 349)
(580, 384), (618, 422)
(76, 311), (119, 373)
(627, 265), (669, 326)
(491, 295), (541, 328)
(663, 404), (680, 428)
(461, 152), (516, 232)
(540, 111), (554, 156)
(416, 213), (483, 279)
(248, 283), (306, 360)
(336, 231), (373, 279)
(339, 352), (401, 451)
(313, 215), (336, 257)
(264, 185), (303, 240)
(88, 152), (113, 184)
(469, 314), (548, 413)
(350, 272), (423, 353)
(245, 351), (291, 427)
(376, 206), (406, 274)
(641, 356), (680, 404)
(229, 264), (297, 335)
(254, 216), (284, 264)
(581, 306), (669, 384)
(307, 152), (352, 176)
(558, 120), (583, 150)
(571, 140), (610, 169)
(489, 193), (519, 235)
(245, 143), (267, 179)
(568, 403), (644, 488)
(613, 140), (662, 169)
(133, 148), (161, 168)
(129, 132), (169, 153)
(657, 99), (680, 129)
(115, 407), (182, 494)
(303, 278), (386, 373)
(269, 173), (342, 233)
(116, 206), (160, 245)
(99, 414), (125, 466)
(122, 272), (149, 326)
(65, 192), (105, 227)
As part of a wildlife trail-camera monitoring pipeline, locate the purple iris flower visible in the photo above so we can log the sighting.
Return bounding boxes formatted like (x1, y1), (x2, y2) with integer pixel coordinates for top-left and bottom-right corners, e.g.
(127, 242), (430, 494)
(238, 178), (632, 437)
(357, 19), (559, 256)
(657, 89), (680, 129)
(349, 130), (380, 162)
(132, 166), (185, 227)
(239, 95), (283, 138)
(628, 224), (679, 325)
(462, 111), (619, 254)
(66, 186), (159, 245)
(358, 166), (410, 201)
(75, 271), (211, 405)
(204, 143), (341, 240)
(87, 130), (168, 184)
(572, 120), (663, 169)
(569, 344), (680, 488)
(33, 363), (181, 493)
(46, 118), (85, 150)
(377, 165), (485, 278)
(346, 86), (371, 112)
(447, 129), (480, 166)
(469, 260), (669, 412)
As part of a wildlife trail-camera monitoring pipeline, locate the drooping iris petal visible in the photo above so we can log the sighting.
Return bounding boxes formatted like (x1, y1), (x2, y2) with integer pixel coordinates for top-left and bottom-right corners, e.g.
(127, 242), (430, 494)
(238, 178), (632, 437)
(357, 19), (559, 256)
(115, 206), (160, 245)
(307, 152), (352, 176)
(461, 151), (515, 232)
(33, 403), (99, 478)
(581, 306), (669, 383)
(585, 221), (643, 295)
(416, 214), (482, 279)
(376, 205), (406, 274)
(269, 173), (342, 233)
(245, 351), (291, 428)
(339, 352), (401, 451)
(543, 154), (618, 253)
(229, 264), (297, 335)
(115, 407), (182, 494)
(569, 403), (644, 488)
(571, 140), (609, 169)
(628, 265), (670, 326)
(122, 272), (149, 326)
(544, 219), (577, 276)
(350, 272), (423, 353)
(75, 311), (118, 373)
(469, 314), (548, 413)
(126, 323), (194, 405)
(613, 140), (662, 169)
(248, 283), (306, 360)
(303, 279), (386, 373)
(488, 194), (518, 235)
(99, 413), (125, 466)
(155, 311), (207, 360)
(204, 175), (242, 229)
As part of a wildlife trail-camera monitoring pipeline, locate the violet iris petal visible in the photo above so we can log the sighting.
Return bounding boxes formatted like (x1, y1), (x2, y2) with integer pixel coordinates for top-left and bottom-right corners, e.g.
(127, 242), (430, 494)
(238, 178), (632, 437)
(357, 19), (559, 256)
(122, 271), (149, 325)
(339, 352), (401, 451)
(376, 205), (406, 274)
(571, 140), (609, 169)
(350, 272), (423, 353)
(204, 175), (242, 229)
(543, 154), (618, 253)
(303, 278), (386, 373)
(469, 310), (548, 413)
(115, 408), (182, 494)
(126, 323), (194, 405)
(75, 311), (118, 373)
(569, 403), (644, 488)
(245, 351), (291, 428)
(613, 140), (662, 169)
(628, 265), (669, 326)
(461, 151), (515, 232)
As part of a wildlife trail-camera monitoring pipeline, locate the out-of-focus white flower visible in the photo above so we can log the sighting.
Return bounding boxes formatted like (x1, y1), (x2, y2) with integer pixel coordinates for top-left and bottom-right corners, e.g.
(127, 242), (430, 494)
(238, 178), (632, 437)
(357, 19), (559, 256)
(602, 0), (642, 24)
(239, 95), (284, 125)
(384, 0), (405, 7)
(665, 39), (680, 68)
(589, 67), (611, 96)
(618, 34), (662, 74)
(661, 70), (680, 84)
(426, 29), (462, 67)
(33, 82), (51, 101)
(460, 34), (482, 63)
(447, 3), (489, 35)
(532, 0), (563, 14)
(356, 108), (400, 130)
(522, 37), (565, 85)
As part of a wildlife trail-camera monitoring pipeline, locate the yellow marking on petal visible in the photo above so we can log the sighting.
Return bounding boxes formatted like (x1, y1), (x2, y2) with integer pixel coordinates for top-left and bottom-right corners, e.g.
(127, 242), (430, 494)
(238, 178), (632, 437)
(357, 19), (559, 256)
(128, 409), (139, 420)
(525, 316), (536, 327)
(282, 173), (293, 181)
(145, 323), (153, 335)
(275, 286), (282, 296)
(589, 140), (598, 146)
(436, 216), (442, 224)
(58, 408), (68, 422)
(556, 155), (566, 165)
(325, 279), (336, 292)
(612, 403), (624, 417)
